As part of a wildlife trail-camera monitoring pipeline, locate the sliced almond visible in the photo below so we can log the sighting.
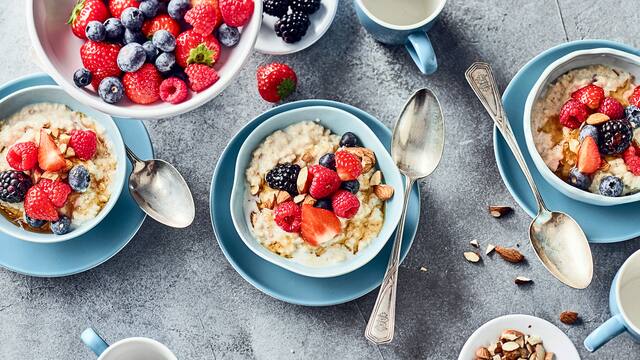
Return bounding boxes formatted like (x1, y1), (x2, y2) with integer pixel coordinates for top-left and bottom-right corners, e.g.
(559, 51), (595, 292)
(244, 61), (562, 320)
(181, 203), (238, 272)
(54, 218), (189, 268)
(495, 246), (525, 263)
(58, 143), (68, 154)
(65, 147), (76, 158)
(469, 239), (479, 248)
(475, 347), (491, 360)
(515, 276), (532, 285)
(492, 356), (501, 360)
(369, 170), (382, 186)
(293, 194), (306, 203)
(259, 191), (277, 210)
(568, 138), (580, 153)
(586, 112), (610, 125)
(301, 152), (314, 163)
(51, 128), (60, 138)
(250, 184), (260, 196)
(501, 342), (520, 352)
(489, 205), (512, 218)
(463, 251), (481, 263)
(296, 166), (311, 194)
(534, 344), (546, 360)
(501, 329), (524, 341)
(515, 336), (525, 348)
(374, 184), (394, 200)
(276, 190), (291, 204)
(58, 133), (71, 145)
(419, 266), (427, 272)
(485, 243), (496, 255)
(302, 195), (316, 206)
(527, 335), (542, 346)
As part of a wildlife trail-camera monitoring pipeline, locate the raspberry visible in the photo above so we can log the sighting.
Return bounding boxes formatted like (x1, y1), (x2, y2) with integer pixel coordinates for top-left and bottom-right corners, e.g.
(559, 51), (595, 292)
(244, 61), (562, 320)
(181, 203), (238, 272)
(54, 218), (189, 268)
(559, 99), (589, 129)
(334, 150), (362, 181)
(159, 77), (189, 104)
(185, 64), (220, 92)
(24, 186), (58, 221)
(184, 4), (221, 35)
(598, 97), (625, 120)
(219, 0), (254, 27)
(6, 142), (38, 171)
(629, 86), (640, 107)
(69, 130), (98, 160)
(308, 165), (340, 199)
(37, 179), (73, 208)
(571, 84), (604, 110)
(623, 145), (640, 176)
(331, 190), (360, 219)
(273, 201), (302, 233)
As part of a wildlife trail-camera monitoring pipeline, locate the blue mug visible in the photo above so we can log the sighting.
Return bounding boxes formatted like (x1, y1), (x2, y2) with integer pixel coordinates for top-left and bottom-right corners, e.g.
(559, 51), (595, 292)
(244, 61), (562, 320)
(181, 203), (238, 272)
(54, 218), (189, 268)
(353, 0), (446, 74)
(584, 249), (640, 352)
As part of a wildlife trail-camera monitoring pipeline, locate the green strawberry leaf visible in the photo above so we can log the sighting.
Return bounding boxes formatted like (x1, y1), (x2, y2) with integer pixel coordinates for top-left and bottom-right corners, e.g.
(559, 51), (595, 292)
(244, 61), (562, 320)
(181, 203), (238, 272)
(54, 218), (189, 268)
(67, 0), (86, 25)
(277, 78), (296, 101)
(186, 43), (216, 66)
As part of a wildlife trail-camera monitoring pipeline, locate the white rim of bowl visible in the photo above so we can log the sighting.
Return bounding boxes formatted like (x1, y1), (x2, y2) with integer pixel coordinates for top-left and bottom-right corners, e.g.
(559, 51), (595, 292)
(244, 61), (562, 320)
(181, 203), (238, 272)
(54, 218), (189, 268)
(355, 0), (447, 30)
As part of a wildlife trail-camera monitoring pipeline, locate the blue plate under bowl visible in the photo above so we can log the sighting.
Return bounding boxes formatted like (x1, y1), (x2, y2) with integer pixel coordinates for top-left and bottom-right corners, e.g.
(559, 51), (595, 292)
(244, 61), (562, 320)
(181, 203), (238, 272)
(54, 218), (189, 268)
(496, 40), (640, 243)
(210, 99), (421, 306)
(0, 73), (153, 277)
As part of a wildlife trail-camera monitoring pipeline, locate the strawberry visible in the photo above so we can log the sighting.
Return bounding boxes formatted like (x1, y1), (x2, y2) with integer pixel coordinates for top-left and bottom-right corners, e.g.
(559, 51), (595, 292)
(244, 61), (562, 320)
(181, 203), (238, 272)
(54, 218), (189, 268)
(80, 41), (122, 88)
(577, 136), (601, 174)
(629, 86), (640, 107)
(175, 30), (221, 68)
(68, 0), (110, 39)
(571, 84), (605, 110)
(24, 187), (59, 221)
(37, 179), (72, 208)
(559, 99), (589, 129)
(256, 63), (297, 103)
(122, 63), (163, 104)
(300, 204), (341, 247)
(624, 145), (640, 176)
(69, 130), (97, 160)
(109, 0), (140, 19)
(331, 190), (360, 219)
(37, 130), (66, 172)
(308, 165), (340, 199)
(219, 0), (254, 27)
(273, 201), (302, 233)
(6, 142), (38, 171)
(141, 13), (181, 38)
(598, 97), (625, 120)
(185, 64), (220, 92)
(185, 4), (221, 35)
(334, 150), (362, 181)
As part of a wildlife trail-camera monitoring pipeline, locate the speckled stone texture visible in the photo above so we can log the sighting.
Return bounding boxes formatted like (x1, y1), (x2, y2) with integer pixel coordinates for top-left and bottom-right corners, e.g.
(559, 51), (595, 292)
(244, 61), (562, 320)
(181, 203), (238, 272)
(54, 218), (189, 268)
(0, 0), (639, 359)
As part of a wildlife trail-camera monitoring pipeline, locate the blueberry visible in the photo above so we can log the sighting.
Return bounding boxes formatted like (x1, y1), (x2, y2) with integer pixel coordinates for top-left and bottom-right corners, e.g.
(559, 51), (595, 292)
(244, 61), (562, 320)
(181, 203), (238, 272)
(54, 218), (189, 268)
(68, 165), (91, 192)
(117, 43), (146, 72)
(626, 105), (640, 128)
(341, 180), (360, 194)
(599, 176), (623, 197)
(142, 41), (159, 62)
(50, 215), (72, 235)
(24, 214), (46, 228)
(139, 0), (159, 18)
(73, 68), (92, 88)
(568, 167), (591, 190)
(164, 67), (188, 83)
(168, 0), (190, 20)
(98, 77), (124, 104)
(217, 24), (240, 47)
(339, 132), (359, 147)
(314, 198), (332, 211)
(85, 20), (105, 41)
(318, 153), (335, 170)
(124, 28), (146, 44)
(579, 125), (599, 144)
(155, 52), (176, 73)
(104, 18), (125, 41)
(152, 30), (176, 52)
(121, 7), (144, 31)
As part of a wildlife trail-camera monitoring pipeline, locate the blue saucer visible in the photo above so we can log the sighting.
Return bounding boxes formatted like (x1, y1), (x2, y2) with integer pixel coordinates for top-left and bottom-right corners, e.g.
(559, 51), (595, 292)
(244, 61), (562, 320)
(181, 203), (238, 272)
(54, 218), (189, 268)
(496, 40), (640, 243)
(0, 73), (153, 277)
(210, 100), (421, 306)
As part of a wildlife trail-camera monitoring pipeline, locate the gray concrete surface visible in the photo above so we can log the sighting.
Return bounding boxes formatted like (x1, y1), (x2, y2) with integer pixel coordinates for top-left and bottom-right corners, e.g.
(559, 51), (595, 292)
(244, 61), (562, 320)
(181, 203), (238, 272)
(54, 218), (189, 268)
(0, 0), (639, 359)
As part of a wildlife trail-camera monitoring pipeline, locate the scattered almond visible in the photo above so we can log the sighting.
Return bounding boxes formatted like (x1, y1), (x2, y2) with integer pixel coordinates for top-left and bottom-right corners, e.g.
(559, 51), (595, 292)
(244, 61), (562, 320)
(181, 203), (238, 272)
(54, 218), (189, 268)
(259, 191), (276, 210)
(302, 195), (316, 206)
(469, 239), (479, 248)
(276, 190), (291, 204)
(477, 329), (549, 360)
(250, 184), (260, 196)
(501, 342), (519, 352)
(559, 311), (578, 325)
(301, 152), (314, 163)
(296, 166), (311, 194)
(419, 266), (427, 272)
(374, 184), (394, 200)
(463, 251), (481, 263)
(495, 246), (525, 263)
(65, 147), (76, 158)
(489, 205), (512, 218)
(58, 133), (71, 145)
(586, 112), (610, 125)
(485, 243), (496, 255)
(515, 276), (532, 285)
(369, 170), (382, 186)
(293, 194), (306, 203)
(475, 347), (491, 359)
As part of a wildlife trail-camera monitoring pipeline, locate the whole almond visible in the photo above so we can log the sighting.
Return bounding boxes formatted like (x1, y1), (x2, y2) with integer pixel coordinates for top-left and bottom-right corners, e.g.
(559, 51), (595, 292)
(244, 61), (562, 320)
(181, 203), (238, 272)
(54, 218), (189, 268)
(559, 310), (579, 325)
(475, 347), (491, 360)
(489, 205), (512, 218)
(495, 246), (525, 263)
(463, 251), (481, 263)
(297, 166), (311, 194)
(374, 184), (394, 200)
(586, 112), (610, 125)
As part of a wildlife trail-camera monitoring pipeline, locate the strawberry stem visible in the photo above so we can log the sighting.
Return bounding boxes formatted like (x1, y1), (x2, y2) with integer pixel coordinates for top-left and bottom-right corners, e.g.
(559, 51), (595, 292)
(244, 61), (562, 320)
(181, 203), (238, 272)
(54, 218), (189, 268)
(67, 0), (85, 25)
(277, 78), (296, 100)
(186, 43), (215, 66)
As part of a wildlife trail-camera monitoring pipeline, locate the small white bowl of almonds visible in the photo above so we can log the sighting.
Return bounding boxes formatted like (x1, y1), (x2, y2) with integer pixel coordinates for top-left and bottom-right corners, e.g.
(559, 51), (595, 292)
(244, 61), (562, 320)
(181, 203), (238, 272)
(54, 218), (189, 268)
(458, 314), (580, 360)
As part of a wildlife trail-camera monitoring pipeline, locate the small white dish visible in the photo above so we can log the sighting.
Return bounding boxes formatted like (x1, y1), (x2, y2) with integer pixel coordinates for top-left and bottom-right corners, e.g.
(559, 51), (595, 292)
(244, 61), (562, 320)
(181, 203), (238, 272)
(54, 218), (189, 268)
(523, 48), (640, 206)
(458, 314), (580, 360)
(255, 0), (338, 55)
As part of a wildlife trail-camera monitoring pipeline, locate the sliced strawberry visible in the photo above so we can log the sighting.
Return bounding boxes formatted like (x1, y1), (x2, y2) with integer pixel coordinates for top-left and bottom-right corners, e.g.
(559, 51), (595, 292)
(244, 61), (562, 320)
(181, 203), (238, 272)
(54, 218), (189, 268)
(300, 204), (341, 247)
(577, 136), (601, 174)
(37, 130), (66, 172)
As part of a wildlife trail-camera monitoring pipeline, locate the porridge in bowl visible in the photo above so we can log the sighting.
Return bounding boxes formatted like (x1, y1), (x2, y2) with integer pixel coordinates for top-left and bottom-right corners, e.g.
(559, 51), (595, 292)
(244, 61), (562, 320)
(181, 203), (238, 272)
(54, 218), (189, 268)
(532, 65), (640, 197)
(245, 121), (395, 266)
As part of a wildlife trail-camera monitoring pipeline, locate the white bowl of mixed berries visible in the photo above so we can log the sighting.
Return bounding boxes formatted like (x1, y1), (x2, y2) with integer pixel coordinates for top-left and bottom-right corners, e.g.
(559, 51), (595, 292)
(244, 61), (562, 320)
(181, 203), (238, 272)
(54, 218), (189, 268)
(26, 0), (262, 120)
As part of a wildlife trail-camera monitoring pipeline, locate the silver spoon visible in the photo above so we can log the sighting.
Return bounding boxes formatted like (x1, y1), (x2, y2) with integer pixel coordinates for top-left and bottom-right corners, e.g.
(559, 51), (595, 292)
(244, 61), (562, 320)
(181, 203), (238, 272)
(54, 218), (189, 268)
(465, 62), (593, 289)
(126, 146), (195, 228)
(365, 88), (445, 344)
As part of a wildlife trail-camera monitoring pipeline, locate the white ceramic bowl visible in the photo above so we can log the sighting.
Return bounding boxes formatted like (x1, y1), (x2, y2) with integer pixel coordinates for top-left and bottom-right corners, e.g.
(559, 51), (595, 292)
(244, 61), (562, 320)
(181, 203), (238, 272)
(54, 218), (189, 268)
(0, 85), (126, 243)
(230, 106), (404, 278)
(26, 0), (263, 120)
(458, 314), (580, 360)
(523, 48), (640, 206)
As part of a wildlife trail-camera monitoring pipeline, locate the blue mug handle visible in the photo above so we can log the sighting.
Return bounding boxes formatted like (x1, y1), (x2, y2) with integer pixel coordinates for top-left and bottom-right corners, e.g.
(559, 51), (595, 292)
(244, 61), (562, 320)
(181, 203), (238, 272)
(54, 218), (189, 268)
(81, 328), (110, 357)
(584, 315), (626, 352)
(405, 32), (437, 75)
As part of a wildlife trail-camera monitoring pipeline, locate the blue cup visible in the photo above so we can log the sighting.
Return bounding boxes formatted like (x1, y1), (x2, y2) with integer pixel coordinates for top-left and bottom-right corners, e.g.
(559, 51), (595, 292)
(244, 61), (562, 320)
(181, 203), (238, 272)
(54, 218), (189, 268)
(81, 328), (177, 360)
(584, 249), (640, 352)
(353, 0), (446, 74)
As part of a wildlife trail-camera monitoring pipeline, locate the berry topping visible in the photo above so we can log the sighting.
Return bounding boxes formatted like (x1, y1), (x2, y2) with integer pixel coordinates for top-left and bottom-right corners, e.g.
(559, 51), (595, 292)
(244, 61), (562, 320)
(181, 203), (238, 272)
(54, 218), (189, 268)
(579, 125), (598, 144)
(160, 77), (189, 104)
(571, 84), (604, 110)
(559, 99), (589, 129)
(308, 165), (341, 199)
(568, 168), (591, 190)
(331, 189), (360, 219)
(38, 179), (73, 208)
(80, 41), (122, 88)
(273, 201), (302, 233)
(625, 105), (640, 128)
(175, 30), (221, 67)
(37, 130), (66, 172)
(300, 204), (341, 246)
(155, 52), (176, 73)
(24, 214), (46, 229)
(142, 13), (181, 38)
(69, 129), (98, 161)
(121, 7), (145, 31)
(123, 63), (163, 104)
(256, 63), (297, 103)
(598, 97), (625, 120)
(85, 20), (106, 41)
(152, 29), (177, 52)
(274, 11), (310, 43)
(73, 68), (93, 88)
(142, 41), (159, 62)
(98, 77), (125, 104)
(104, 18), (125, 41)
(168, 0), (191, 20)
(217, 24), (241, 47)
(6, 142), (38, 171)
(598, 119), (633, 155)
(290, 0), (321, 14)
(139, 0), (159, 18)
(51, 215), (72, 235)
(623, 145), (640, 176)
(219, 0), (254, 27)
(577, 136), (600, 174)
(109, 0), (140, 19)
(69, 165), (91, 192)
(340, 179), (360, 194)
(117, 43), (146, 73)
(264, 0), (289, 17)
(184, 64), (220, 92)
(0, 171), (32, 203)
(599, 176), (623, 197)
(335, 150), (362, 181)
(24, 186), (59, 222)
(68, 0), (110, 39)
(318, 153), (336, 170)
(629, 86), (640, 107)
(265, 163), (300, 195)
(313, 198), (332, 211)
(339, 132), (359, 147)
(185, 4), (221, 35)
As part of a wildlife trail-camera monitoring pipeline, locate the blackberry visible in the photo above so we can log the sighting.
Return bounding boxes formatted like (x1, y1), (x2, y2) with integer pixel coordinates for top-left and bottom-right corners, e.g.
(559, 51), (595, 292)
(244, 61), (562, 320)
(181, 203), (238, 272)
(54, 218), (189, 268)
(290, 0), (321, 14)
(0, 170), (32, 203)
(265, 163), (300, 195)
(264, 0), (290, 17)
(598, 119), (633, 155)
(274, 12), (310, 44)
